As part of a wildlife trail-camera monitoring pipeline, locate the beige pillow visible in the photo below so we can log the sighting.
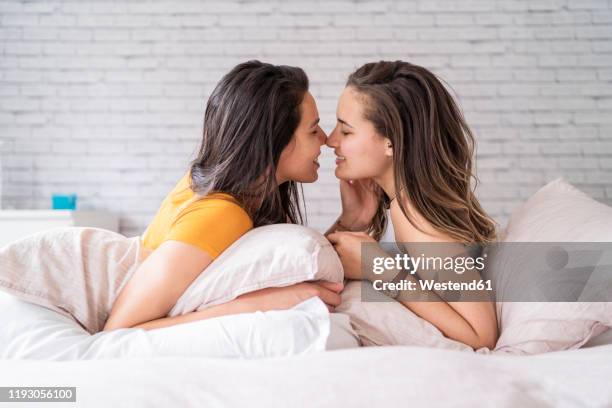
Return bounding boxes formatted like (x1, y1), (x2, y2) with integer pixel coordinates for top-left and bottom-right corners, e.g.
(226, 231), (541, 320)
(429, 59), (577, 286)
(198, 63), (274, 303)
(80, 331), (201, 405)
(0, 228), (143, 333)
(335, 179), (612, 355)
(493, 178), (612, 355)
(333, 212), (485, 352)
(335, 280), (474, 352)
(0, 224), (343, 334)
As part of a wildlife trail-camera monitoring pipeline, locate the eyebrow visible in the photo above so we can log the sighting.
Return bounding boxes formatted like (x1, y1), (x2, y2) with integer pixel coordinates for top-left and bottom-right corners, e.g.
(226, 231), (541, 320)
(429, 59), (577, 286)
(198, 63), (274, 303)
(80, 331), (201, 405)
(310, 118), (320, 127)
(337, 118), (354, 128)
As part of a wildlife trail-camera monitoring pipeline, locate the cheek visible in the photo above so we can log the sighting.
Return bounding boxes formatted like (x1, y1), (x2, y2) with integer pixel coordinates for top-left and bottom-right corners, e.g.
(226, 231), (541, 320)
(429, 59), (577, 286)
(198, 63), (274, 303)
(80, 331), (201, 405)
(287, 138), (320, 181)
(277, 148), (293, 173)
(294, 139), (314, 165)
(343, 138), (369, 158)
(302, 138), (318, 157)
(339, 136), (389, 177)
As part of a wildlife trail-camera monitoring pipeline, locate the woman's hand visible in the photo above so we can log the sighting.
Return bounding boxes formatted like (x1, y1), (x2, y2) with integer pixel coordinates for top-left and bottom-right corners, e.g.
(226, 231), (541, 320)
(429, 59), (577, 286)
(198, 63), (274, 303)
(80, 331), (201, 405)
(236, 281), (344, 312)
(338, 179), (380, 231)
(327, 231), (377, 280)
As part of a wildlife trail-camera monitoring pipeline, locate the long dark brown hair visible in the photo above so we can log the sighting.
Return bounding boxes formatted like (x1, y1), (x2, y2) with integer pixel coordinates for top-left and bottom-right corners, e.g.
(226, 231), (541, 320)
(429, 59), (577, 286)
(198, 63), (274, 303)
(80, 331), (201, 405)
(190, 60), (308, 227)
(347, 60), (497, 244)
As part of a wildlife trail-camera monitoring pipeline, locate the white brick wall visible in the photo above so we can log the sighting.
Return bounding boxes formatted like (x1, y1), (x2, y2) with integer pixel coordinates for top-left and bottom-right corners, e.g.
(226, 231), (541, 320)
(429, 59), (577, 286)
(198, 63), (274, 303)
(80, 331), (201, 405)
(1, 0), (611, 237)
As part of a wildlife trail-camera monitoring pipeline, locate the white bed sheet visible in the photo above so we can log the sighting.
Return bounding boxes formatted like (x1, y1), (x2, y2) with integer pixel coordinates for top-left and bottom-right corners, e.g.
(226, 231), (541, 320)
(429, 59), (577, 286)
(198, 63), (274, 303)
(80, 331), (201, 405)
(0, 290), (363, 360)
(1, 344), (611, 407)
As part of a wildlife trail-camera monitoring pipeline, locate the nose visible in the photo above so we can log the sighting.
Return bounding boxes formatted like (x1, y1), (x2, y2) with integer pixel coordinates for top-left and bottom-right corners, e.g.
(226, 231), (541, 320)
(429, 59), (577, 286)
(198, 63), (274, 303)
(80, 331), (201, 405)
(318, 127), (327, 146)
(326, 127), (338, 148)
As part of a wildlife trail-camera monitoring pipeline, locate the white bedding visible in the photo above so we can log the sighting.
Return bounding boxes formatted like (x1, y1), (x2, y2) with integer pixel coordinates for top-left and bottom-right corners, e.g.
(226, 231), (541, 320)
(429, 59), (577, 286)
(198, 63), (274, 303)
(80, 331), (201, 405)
(2, 289), (611, 407)
(1, 344), (611, 407)
(4, 293), (611, 407)
(0, 291), (361, 360)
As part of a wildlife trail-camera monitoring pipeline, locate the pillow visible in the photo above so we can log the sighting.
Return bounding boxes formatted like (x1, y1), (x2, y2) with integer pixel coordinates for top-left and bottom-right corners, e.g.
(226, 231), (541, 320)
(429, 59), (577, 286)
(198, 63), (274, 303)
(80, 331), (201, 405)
(493, 178), (612, 355)
(326, 313), (362, 350)
(335, 280), (473, 352)
(171, 224), (344, 314)
(335, 180), (612, 355)
(499, 177), (612, 243)
(333, 218), (476, 352)
(0, 224), (344, 334)
(0, 228), (141, 334)
(0, 290), (331, 360)
(583, 328), (612, 348)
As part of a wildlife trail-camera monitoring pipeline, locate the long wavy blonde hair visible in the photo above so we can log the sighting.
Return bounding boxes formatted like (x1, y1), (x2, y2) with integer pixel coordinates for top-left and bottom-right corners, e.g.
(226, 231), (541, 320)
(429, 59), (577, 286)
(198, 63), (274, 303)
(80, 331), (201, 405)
(347, 60), (497, 245)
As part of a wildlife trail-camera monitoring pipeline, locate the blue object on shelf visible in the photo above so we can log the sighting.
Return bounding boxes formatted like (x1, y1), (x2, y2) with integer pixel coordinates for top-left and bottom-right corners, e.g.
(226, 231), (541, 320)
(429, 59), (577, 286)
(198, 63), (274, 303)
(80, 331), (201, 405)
(52, 194), (77, 210)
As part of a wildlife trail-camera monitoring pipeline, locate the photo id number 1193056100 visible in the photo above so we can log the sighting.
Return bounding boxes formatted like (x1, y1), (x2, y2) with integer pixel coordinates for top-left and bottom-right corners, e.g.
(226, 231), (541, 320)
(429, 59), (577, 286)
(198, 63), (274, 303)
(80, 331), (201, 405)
(0, 387), (76, 403)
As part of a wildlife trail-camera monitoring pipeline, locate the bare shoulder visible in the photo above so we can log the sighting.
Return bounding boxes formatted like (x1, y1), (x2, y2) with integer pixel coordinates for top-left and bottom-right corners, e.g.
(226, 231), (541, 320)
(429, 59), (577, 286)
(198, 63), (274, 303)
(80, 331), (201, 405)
(389, 196), (455, 244)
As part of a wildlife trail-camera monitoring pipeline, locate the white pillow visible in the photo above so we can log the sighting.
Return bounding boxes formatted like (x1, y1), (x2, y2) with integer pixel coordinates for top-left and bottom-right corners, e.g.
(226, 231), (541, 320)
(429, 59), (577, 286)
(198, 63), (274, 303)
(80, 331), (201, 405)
(0, 224), (344, 333)
(0, 290), (331, 360)
(493, 178), (612, 355)
(172, 224), (344, 315)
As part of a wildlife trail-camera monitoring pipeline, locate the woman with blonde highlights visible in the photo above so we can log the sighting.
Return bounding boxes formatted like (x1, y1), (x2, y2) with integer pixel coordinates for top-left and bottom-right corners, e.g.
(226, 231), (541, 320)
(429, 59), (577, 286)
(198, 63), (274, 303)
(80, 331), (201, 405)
(326, 60), (499, 350)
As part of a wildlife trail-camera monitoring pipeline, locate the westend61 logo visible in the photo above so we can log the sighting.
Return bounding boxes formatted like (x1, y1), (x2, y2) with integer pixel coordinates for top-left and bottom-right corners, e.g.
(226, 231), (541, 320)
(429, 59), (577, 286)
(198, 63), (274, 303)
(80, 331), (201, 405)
(360, 242), (612, 303)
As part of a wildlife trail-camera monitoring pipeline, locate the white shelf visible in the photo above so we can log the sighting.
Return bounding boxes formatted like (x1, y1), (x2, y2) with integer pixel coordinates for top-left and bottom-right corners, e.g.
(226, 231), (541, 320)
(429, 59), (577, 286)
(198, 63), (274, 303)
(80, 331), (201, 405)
(0, 210), (119, 248)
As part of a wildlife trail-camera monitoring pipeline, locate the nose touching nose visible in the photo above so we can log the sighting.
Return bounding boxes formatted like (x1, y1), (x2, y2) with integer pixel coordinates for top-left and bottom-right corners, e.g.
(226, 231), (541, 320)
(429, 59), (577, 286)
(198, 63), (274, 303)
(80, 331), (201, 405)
(319, 128), (328, 144)
(316, 125), (338, 148)
(325, 128), (336, 148)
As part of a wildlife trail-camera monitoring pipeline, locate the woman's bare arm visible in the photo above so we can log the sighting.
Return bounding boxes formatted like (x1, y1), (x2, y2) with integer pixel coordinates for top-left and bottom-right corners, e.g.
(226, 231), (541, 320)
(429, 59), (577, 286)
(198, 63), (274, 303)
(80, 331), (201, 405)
(396, 280), (497, 349)
(132, 299), (248, 330)
(102, 238), (345, 331)
(325, 179), (380, 236)
(125, 282), (344, 331)
(388, 202), (498, 350)
(103, 240), (214, 331)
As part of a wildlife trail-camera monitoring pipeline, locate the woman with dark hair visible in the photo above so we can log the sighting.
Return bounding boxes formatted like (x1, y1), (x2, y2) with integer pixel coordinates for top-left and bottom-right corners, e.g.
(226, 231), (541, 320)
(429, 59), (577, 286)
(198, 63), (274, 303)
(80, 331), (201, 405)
(104, 60), (342, 331)
(326, 60), (499, 349)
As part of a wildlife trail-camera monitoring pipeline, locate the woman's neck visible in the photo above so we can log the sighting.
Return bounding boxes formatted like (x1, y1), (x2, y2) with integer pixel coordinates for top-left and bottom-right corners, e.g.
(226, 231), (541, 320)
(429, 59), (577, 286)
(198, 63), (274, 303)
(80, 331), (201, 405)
(373, 167), (396, 201)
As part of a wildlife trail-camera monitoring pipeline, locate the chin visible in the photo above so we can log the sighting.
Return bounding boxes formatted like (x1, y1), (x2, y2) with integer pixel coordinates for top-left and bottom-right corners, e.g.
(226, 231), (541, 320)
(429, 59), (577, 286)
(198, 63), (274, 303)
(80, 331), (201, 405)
(306, 172), (318, 182)
(294, 173), (318, 183)
(334, 168), (352, 180)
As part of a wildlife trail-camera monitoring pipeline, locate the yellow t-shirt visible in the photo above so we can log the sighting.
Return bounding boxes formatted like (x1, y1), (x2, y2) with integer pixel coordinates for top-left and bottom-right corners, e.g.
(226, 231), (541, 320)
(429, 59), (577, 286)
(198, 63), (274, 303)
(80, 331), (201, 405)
(141, 172), (253, 259)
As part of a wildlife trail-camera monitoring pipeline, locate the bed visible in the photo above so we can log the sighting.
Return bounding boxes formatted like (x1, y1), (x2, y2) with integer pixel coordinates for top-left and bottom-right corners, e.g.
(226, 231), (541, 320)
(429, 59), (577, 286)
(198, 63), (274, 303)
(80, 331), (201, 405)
(1, 287), (612, 408)
(1, 179), (612, 407)
(1, 341), (612, 407)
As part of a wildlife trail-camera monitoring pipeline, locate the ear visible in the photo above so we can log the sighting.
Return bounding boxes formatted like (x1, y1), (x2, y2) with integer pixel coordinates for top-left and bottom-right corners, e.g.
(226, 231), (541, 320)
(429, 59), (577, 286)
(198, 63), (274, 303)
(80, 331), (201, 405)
(384, 139), (393, 158)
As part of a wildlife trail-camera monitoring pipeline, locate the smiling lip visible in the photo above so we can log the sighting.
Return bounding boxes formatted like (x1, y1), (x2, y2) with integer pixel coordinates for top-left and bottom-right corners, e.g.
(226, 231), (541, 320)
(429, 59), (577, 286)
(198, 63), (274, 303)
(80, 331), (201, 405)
(335, 155), (346, 165)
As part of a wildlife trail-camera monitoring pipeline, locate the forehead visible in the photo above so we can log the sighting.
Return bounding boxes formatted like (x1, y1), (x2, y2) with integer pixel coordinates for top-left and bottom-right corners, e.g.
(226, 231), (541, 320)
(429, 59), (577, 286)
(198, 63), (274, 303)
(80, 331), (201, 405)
(337, 86), (365, 119)
(300, 92), (317, 114)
